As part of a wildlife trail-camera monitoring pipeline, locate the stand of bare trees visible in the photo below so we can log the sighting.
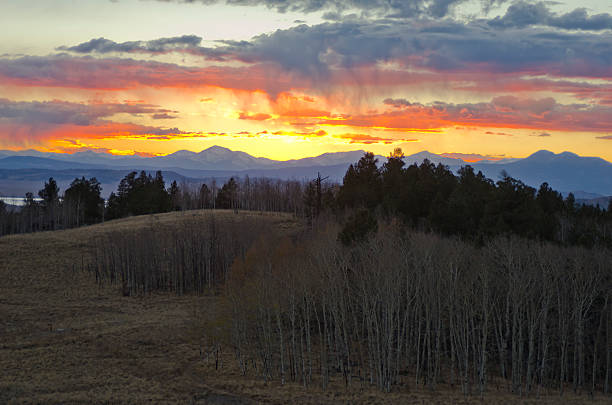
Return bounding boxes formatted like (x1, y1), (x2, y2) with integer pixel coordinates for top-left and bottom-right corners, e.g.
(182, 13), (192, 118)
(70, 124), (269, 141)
(85, 214), (275, 296)
(221, 222), (611, 396)
(81, 208), (611, 397)
(171, 176), (335, 218)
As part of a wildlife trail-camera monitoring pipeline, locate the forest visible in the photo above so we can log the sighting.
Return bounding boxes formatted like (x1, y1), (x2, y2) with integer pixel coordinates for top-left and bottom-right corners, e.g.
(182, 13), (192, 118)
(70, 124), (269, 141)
(2, 150), (611, 398)
(0, 170), (312, 236)
(2, 149), (612, 244)
(82, 214), (611, 397)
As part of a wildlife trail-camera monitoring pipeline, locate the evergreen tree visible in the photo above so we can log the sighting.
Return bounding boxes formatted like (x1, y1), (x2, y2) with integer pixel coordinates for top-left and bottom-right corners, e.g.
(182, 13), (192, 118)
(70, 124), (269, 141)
(199, 184), (211, 209)
(38, 177), (60, 230)
(337, 152), (381, 209)
(481, 175), (538, 238)
(169, 180), (181, 211)
(105, 171), (171, 219)
(434, 166), (493, 237)
(380, 147), (406, 214)
(23, 192), (39, 232)
(535, 182), (563, 240)
(216, 177), (238, 209)
(64, 177), (104, 226)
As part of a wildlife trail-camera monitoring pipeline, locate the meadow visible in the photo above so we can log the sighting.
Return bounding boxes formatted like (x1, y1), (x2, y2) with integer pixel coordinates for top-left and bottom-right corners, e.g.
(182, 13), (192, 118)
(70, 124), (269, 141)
(1, 209), (609, 404)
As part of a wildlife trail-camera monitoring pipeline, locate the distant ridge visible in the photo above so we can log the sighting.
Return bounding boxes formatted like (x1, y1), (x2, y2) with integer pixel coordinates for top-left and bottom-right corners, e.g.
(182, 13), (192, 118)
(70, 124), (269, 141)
(0, 148), (611, 197)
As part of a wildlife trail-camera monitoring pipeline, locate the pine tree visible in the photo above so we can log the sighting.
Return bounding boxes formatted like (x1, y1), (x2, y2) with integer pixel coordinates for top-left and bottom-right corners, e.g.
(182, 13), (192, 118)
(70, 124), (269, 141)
(38, 177), (60, 230)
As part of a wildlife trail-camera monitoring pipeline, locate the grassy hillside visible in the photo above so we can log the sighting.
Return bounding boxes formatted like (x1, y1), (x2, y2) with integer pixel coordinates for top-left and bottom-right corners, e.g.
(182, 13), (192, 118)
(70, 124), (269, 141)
(0, 210), (607, 404)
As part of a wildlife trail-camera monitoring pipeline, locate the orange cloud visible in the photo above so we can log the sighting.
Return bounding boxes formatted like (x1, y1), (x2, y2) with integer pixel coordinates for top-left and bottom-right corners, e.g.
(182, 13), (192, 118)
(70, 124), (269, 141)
(238, 112), (272, 121)
(0, 120), (218, 150)
(270, 129), (327, 137)
(42, 139), (163, 157)
(316, 97), (612, 133)
(335, 133), (418, 145)
(0, 56), (308, 96)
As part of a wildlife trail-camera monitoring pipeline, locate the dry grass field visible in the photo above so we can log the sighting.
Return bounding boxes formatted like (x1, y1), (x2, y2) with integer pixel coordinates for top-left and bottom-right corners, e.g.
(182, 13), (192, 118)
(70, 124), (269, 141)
(0, 210), (608, 404)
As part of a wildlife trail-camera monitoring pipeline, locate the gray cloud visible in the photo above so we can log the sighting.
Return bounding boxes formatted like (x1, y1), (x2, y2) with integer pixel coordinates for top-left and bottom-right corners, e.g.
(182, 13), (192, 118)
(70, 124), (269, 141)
(0, 98), (174, 126)
(58, 35), (204, 54)
(129, 126), (192, 136)
(318, 95), (612, 133)
(551, 8), (612, 31)
(12, 16), (612, 94)
(152, 0), (477, 18)
(0, 55), (305, 96)
(383, 98), (421, 108)
(489, 1), (612, 31)
(0, 98), (192, 147)
(427, 0), (461, 18)
(208, 20), (612, 78)
(152, 112), (178, 119)
(217, 22), (406, 75)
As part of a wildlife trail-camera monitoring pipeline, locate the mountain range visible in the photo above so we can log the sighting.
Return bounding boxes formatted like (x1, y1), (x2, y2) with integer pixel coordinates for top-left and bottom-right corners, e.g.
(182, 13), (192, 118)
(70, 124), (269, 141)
(0, 147), (611, 203)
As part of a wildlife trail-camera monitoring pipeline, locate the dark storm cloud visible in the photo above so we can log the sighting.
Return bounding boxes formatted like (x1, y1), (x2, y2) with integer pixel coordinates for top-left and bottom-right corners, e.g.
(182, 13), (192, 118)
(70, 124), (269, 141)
(208, 20), (612, 78)
(0, 99), (193, 147)
(489, 1), (612, 31)
(16, 16), (612, 91)
(58, 35), (205, 54)
(217, 22), (410, 75)
(53, 1), (612, 82)
(0, 98), (175, 126)
(552, 9), (612, 31)
(152, 0), (477, 18)
(0, 54), (320, 98)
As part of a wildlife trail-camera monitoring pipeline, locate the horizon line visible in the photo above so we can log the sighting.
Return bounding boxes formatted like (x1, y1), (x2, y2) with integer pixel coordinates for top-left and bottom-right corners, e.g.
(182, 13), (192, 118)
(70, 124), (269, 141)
(2, 146), (611, 164)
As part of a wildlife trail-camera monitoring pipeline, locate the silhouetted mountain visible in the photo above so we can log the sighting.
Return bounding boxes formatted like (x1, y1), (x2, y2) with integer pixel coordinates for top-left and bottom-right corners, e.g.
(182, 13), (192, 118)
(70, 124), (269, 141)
(0, 146), (369, 172)
(146, 146), (276, 171)
(0, 156), (101, 170)
(576, 196), (612, 208)
(403, 151), (464, 166)
(470, 150), (612, 196)
(1, 148), (611, 197)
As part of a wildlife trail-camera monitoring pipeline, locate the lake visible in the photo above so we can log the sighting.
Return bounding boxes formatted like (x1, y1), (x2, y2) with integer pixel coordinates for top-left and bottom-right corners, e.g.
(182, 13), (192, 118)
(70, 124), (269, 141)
(0, 196), (42, 206)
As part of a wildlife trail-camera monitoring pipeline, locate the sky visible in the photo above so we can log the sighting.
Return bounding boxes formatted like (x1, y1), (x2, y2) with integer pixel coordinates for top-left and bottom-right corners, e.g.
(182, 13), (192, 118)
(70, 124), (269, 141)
(0, 0), (611, 161)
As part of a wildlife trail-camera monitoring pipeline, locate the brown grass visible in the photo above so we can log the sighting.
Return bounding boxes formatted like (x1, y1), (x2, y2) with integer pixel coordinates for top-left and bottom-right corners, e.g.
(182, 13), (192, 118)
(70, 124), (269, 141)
(0, 210), (608, 404)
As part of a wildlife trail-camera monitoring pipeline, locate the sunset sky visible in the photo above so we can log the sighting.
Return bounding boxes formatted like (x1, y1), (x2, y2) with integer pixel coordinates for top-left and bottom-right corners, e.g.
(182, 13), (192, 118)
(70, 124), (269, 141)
(0, 0), (611, 161)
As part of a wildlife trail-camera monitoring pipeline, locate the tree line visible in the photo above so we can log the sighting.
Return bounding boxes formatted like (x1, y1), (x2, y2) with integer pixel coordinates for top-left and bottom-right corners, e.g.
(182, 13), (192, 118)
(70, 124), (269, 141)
(335, 149), (612, 247)
(0, 171), (325, 237)
(2, 149), (610, 244)
(0, 176), (105, 235)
